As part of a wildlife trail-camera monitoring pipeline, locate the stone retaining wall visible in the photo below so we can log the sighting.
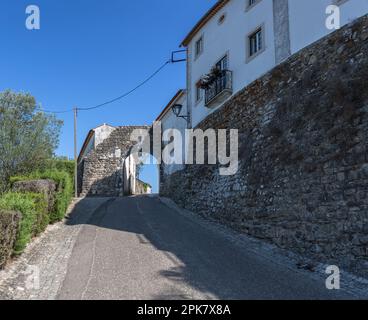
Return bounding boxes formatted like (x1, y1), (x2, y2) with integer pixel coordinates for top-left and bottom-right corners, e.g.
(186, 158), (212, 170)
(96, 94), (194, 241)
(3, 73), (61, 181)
(161, 16), (368, 276)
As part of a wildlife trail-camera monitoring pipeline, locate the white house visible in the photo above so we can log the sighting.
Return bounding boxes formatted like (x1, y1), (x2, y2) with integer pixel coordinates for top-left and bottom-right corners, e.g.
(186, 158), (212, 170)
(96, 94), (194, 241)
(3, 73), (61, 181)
(180, 0), (368, 128)
(156, 89), (188, 175)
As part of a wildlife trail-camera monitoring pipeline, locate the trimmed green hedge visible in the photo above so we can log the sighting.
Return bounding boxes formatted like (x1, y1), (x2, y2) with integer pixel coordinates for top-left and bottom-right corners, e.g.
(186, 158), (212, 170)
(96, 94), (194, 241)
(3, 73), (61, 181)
(0, 192), (48, 255)
(42, 159), (75, 184)
(0, 166), (74, 261)
(11, 169), (73, 224)
(0, 210), (21, 268)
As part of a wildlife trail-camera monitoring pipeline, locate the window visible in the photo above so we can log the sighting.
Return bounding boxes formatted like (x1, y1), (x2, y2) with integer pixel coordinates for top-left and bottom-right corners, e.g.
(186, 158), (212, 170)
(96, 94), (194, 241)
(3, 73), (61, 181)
(218, 14), (226, 25)
(216, 54), (229, 71)
(195, 36), (204, 58)
(249, 29), (262, 56)
(246, 0), (261, 11)
(247, 25), (265, 62)
(334, 0), (349, 5)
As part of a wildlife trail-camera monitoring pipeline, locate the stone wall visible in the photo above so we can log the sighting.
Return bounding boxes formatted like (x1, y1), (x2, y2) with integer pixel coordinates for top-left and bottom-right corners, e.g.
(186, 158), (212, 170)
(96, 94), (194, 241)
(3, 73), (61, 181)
(78, 126), (150, 197)
(161, 16), (368, 276)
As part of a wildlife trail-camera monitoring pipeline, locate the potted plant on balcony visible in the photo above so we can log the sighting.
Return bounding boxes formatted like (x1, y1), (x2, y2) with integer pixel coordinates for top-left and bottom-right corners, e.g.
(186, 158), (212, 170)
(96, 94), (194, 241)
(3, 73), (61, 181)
(197, 66), (223, 90)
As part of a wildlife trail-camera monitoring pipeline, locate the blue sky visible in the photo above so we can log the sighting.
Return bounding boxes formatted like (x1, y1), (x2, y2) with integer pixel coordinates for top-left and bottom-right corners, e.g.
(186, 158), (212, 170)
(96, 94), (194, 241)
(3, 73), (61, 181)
(0, 0), (217, 192)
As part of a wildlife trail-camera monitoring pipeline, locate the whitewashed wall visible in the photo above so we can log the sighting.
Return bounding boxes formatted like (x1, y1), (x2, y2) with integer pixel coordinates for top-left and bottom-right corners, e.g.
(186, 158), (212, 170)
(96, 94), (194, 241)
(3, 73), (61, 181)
(188, 0), (276, 127)
(81, 135), (95, 161)
(187, 0), (368, 128)
(94, 124), (116, 147)
(79, 124), (116, 163)
(289, 0), (368, 54)
(161, 93), (187, 175)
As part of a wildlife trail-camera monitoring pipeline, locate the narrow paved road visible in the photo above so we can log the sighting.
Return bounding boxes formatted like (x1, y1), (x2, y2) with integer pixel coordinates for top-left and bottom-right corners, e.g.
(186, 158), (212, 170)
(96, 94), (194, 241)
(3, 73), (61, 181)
(56, 196), (351, 300)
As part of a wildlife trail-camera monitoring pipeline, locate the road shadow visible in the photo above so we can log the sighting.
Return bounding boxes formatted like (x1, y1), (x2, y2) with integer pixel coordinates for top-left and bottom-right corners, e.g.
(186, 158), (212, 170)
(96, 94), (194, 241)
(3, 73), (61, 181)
(65, 186), (346, 300)
(65, 195), (223, 299)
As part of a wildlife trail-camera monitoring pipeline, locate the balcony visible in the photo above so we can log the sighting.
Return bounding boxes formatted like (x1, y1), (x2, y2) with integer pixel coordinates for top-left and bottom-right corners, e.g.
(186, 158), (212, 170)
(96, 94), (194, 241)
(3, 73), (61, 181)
(205, 70), (233, 108)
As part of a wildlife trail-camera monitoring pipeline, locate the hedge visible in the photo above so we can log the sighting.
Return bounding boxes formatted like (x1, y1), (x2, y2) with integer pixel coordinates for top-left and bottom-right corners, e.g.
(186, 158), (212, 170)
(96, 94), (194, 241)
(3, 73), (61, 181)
(0, 192), (48, 255)
(12, 179), (56, 215)
(11, 169), (73, 224)
(0, 210), (21, 268)
(42, 159), (75, 184)
(0, 166), (74, 265)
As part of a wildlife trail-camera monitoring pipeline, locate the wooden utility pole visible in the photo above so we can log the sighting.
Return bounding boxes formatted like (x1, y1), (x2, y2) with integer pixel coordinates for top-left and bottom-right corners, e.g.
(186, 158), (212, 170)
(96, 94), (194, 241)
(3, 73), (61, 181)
(74, 107), (78, 198)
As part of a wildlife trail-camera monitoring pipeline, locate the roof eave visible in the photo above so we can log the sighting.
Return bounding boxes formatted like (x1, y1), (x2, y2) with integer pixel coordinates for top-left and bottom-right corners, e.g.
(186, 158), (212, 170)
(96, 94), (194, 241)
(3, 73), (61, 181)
(156, 89), (186, 122)
(180, 0), (230, 47)
(77, 129), (95, 164)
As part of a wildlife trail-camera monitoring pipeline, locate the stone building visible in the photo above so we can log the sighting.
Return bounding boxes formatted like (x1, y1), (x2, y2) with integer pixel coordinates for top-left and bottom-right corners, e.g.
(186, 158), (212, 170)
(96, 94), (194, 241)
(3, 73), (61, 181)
(77, 124), (152, 197)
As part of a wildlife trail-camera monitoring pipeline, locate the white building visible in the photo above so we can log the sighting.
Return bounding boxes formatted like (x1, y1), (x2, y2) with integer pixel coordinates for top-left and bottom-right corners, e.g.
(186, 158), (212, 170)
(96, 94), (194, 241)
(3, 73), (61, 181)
(156, 89), (188, 175)
(179, 0), (368, 128)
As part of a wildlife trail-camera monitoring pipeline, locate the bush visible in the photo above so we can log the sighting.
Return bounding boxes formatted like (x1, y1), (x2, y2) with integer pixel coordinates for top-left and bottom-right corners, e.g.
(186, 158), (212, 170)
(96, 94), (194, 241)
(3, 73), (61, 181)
(11, 169), (73, 223)
(12, 179), (56, 214)
(42, 159), (75, 184)
(0, 210), (21, 269)
(39, 170), (73, 223)
(31, 193), (49, 236)
(0, 193), (48, 255)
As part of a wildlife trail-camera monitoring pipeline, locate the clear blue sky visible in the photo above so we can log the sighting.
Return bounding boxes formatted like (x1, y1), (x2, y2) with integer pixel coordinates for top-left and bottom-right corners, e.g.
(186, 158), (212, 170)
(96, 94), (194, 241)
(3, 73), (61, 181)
(0, 0), (217, 192)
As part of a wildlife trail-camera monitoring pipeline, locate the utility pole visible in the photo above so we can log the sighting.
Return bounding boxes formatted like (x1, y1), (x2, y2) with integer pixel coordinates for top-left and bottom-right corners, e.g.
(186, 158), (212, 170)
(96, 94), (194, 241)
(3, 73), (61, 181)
(74, 107), (78, 198)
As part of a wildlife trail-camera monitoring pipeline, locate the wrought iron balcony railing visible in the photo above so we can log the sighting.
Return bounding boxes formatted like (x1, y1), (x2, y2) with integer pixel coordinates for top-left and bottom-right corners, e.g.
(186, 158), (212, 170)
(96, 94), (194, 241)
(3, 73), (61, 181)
(205, 70), (233, 107)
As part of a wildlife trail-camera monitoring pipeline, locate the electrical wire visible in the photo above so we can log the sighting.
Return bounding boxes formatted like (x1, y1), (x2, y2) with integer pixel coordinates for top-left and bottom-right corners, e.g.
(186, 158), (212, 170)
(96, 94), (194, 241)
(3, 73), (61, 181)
(34, 59), (171, 114)
(35, 107), (74, 114)
(79, 60), (171, 111)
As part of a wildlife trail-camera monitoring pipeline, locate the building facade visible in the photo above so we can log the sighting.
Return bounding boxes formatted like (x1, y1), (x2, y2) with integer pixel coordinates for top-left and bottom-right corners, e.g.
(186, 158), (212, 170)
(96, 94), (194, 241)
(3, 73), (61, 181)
(156, 89), (188, 175)
(78, 124), (116, 162)
(181, 0), (368, 128)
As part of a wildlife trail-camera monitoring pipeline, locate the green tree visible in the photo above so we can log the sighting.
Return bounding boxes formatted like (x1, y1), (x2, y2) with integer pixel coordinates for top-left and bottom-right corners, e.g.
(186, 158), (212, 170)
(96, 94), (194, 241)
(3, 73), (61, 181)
(0, 90), (63, 192)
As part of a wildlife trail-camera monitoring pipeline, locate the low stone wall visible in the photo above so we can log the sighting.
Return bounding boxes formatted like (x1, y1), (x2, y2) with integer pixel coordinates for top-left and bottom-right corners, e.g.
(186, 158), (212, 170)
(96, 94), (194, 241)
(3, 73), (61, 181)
(161, 16), (368, 276)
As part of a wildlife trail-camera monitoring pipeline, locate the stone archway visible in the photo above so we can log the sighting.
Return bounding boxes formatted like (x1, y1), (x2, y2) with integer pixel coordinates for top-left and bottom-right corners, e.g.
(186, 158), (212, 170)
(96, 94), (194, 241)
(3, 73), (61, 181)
(78, 124), (163, 197)
(78, 125), (154, 197)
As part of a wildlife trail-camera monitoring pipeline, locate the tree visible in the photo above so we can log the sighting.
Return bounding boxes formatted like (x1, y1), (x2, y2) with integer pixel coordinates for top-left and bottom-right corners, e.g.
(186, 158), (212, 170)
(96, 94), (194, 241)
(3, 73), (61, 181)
(0, 90), (63, 192)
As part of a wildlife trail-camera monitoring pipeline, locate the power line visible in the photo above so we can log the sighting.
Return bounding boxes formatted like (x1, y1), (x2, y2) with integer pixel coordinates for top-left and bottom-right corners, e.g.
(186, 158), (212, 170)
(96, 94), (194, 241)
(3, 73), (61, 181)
(35, 59), (171, 114)
(36, 107), (73, 114)
(79, 60), (171, 111)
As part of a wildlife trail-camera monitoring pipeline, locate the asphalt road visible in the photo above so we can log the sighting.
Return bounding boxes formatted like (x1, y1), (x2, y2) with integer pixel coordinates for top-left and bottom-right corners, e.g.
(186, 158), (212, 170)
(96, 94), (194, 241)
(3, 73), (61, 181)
(57, 196), (350, 300)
